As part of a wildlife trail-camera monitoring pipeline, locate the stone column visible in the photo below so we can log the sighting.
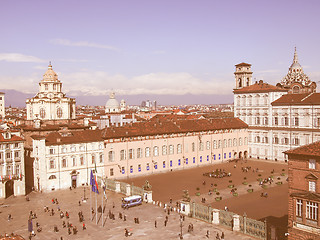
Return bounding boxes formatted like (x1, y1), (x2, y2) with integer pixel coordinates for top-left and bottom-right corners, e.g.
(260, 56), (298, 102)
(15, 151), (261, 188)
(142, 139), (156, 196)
(233, 214), (240, 231)
(115, 181), (120, 193)
(126, 184), (131, 196)
(180, 201), (191, 216)
(212, 209), (220, 224)
(144, 190), (153, 203)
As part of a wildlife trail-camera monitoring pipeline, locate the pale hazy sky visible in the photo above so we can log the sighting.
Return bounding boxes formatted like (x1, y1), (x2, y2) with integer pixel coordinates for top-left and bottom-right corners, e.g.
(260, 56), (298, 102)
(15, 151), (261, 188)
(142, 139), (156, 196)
(1, 0), (320, 104)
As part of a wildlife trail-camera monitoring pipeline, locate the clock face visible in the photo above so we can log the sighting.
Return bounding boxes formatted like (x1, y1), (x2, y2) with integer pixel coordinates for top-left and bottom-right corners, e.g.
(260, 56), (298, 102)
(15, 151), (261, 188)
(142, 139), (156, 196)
(48, 93), (54, 99)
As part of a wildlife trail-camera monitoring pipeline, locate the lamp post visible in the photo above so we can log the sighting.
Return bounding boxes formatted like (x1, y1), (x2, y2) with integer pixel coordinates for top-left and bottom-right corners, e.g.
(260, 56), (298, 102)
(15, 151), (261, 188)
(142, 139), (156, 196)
(179, 216), (183, 239)
(83, 183), (87, 202)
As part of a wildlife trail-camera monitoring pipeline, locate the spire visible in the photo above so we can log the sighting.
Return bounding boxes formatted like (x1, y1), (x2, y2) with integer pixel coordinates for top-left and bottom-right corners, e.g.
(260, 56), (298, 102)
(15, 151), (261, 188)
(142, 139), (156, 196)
(293, 47), (298, 64)
(48, 61), (52, 70)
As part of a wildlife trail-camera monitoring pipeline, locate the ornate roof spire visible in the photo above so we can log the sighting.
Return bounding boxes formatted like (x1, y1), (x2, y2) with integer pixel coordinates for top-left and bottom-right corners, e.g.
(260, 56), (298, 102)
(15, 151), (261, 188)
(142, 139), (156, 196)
(293, 47), (298, 64)
(48, 61), (52, 69)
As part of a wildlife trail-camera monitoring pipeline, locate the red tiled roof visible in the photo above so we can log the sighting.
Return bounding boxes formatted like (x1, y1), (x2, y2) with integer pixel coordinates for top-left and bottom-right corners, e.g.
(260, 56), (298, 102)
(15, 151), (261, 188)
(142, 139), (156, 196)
(233, 81), (287, 94)
(102, 118), (247, 139)
(272, 92), (320, 106)
(235, 62), (251, 67)
(285, 141), (320, 157)
(37, 129), (104, 146)
(0, 134), (24, 142)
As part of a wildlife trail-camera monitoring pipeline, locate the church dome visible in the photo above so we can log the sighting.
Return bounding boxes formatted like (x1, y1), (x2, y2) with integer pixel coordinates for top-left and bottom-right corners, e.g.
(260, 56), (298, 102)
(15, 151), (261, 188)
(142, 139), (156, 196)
(105, 92), (120, 113)
(42, 62), (59, 82)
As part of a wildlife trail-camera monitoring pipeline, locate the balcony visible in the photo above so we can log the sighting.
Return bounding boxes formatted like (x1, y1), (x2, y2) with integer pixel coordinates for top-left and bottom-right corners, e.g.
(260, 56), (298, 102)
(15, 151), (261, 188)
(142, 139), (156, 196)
(0, 174), (22, 182)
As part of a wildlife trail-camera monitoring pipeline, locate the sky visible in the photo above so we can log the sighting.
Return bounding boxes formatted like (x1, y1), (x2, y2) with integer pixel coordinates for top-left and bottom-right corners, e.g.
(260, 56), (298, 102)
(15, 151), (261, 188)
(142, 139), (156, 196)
(1, 0), (320, 106)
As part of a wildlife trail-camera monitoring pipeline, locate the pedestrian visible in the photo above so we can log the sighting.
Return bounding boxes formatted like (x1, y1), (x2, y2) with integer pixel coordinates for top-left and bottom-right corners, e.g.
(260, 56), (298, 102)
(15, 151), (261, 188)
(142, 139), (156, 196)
(164, 220), (167, 227)
(82, 222), (86, 230)
(155, 220), (157, 228)
(206, 230), (210, 238)
(221, 232), (224, 240)
(216, 233), (220, 240)
(8, 214), (12, 221)
(124, 215), (126, 221)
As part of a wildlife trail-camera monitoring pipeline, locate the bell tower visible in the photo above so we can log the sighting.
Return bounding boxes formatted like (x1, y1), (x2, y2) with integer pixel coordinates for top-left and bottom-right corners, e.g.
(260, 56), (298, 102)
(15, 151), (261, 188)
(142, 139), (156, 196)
(234, 62), (252, 89)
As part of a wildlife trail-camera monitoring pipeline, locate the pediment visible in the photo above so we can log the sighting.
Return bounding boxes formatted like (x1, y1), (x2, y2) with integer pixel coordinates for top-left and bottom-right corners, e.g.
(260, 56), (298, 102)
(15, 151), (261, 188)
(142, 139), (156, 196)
(305, 173), (318, 180)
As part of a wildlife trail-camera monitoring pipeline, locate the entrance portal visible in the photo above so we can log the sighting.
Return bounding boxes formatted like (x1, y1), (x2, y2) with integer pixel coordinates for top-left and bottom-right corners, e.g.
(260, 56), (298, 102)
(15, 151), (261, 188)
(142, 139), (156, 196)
(5, 180), (14, 198)
(72, 175), (77, 188)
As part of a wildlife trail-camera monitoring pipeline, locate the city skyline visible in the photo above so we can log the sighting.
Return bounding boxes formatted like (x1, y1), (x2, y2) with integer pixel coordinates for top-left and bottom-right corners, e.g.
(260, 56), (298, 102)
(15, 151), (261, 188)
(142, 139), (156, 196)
(1, 0), (320, 106)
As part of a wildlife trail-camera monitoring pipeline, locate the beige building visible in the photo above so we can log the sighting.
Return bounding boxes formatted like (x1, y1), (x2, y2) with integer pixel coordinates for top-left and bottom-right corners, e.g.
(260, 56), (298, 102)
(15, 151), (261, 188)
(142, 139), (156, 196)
(234, 48), (320, 161)
(0, 130), (25, 199)
(31, 129), (104, 192)
(26, 63), (76, 121)
(102, 118), (248, 179)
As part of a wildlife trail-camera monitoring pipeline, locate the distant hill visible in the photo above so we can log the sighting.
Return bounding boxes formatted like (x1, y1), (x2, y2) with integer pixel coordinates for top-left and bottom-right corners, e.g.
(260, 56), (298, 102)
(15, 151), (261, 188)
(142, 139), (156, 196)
(0, 89), (234, 107)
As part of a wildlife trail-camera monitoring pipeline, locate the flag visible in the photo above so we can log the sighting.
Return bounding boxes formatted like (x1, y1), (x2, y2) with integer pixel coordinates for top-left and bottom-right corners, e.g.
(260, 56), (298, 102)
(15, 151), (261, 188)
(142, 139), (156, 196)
(90, 170), (99, 194)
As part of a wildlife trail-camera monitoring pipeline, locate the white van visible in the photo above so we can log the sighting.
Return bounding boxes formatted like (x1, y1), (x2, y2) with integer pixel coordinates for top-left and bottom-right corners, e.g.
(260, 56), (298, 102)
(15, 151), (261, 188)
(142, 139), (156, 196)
(121, 195), (142, 209)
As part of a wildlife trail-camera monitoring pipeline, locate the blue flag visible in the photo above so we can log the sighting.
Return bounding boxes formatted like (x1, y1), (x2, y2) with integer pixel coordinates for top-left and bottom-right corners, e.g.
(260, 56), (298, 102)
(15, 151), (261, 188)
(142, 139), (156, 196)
(90, 170), (99, 194)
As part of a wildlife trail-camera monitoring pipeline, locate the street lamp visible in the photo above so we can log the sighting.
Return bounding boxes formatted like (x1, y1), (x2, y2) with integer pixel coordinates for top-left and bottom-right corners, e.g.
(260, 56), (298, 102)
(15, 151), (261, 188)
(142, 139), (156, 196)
(179, 217), (183, 239)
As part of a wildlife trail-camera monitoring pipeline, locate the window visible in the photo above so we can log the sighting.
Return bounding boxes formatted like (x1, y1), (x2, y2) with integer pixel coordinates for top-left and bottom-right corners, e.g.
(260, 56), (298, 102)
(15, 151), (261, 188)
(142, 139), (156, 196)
(39, 108), (46, 119)
(309, 181), (316, 192)
(50, 148), (54, 154)
(14, 143), (19, 148)
(294, 117), (299, 126)
(137, 148), (142, 158)
(169, 145), (174, 155)
(80, 155), (84, 165)
(218, 140), (222, 148)
(110, 168), (114, 176)
(177, 144), (182, 154)
(239, 138), (242, 146)
(138, 164), (141, 172)
(53, 84), (57, 90)
(224, 139), (227, 148)
(49, 175), (56, 180)
(256, 117), (260, 125)
(309, 159), (316, 169)
(199, 142), (204, 151)
(14, 151), (19, 158)
(62, 158), (67, 168)
(244, 137), (248, 145)
(57, 108), (63, 118)
(274, 117), (278, 125)
(306, 201), (318, 220)
(162, 145), (167, 155)
(6, 152), (11, 159)
(15, 165), (21, 175)
(293, 138), (299, 145)
(213, 140), (217, 149)
(264, 117), (268, 125)
(99, 154), (103, 163)
(153, 146), (159, 156)
(128, 149), (134, 159)
(145, 147), (150, 157)
(206, 141), (210, 150)
(163, 161), (166, 168)
(146, 163), (150, 171)
(120, 150), (126, 160)
(91, 154), (95, 164)
(284, 138), (289, 145)
(233, 138), (237, 147)
(274, 137), (279, 144)
(108, 151), (114, 162)
(265, 137), (268, 144)
(284, 117), (289, 126)
(6, 165), (12, 175)
(296, 199), (302, 217)
(256, 136), (260, 143)
(50, 159), (55, 169)
(192, 143), (195, 152)
(62, 147), (67, 153)
(80, 145), (85, 151)
(70, 145), (76, 152)
(72, 156), (76, 167)
(130, 165), (133, 173)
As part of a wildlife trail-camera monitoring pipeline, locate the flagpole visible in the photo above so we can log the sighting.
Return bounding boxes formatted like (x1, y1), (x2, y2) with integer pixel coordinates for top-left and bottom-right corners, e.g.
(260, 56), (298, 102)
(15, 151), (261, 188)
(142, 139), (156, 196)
(90, 180), (92, 221)
(95, 191), (97, 225)
(101, 188), (104, 227)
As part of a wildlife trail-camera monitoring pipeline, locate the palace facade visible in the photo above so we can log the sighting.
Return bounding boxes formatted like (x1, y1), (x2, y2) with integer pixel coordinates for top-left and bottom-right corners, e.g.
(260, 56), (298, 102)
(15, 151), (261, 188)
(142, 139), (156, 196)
(102, 117), (248, 180)
(234, 48), (319, 161)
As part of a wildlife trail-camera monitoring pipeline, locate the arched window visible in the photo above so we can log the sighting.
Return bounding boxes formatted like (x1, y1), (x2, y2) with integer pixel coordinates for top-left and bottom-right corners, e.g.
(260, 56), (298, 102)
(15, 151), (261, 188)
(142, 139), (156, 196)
(108, 151), (114, 162)
(62, 158), (67, 168)
(177, 144), (182, 153)
(128, 149), (134, 159)
(192, 142), (195, 152)
(99, 154), (103, 163)
(239, 138), (242, 146)
(145, 147), (150, 157)
(91, 154), (95, 164)
(120, 150), (126, 160)
(137, 148), (142, 158)
(169, 145), (174, 155)
(206, 141), (210, 150)
(49, 175), (56, 180)
(162, 145), (167, 155)
(57, 107), (63, 118)
(233, 138), (237, 146)
(153, 146), (159, 156)
(213, 140), (217, 149)
(228, 139), (232, 147)
(39, 108), (46, 119)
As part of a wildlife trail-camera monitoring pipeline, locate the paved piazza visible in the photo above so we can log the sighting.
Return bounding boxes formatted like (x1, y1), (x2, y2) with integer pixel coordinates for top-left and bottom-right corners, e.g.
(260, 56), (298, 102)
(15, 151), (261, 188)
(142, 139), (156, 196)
(0, 187), (256, 240)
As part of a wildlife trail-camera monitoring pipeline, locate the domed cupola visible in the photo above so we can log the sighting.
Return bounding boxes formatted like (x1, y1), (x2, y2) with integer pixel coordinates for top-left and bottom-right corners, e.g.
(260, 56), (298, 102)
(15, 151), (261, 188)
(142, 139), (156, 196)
(42, 62), (59, 82)
(105, 91), (120, 113)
